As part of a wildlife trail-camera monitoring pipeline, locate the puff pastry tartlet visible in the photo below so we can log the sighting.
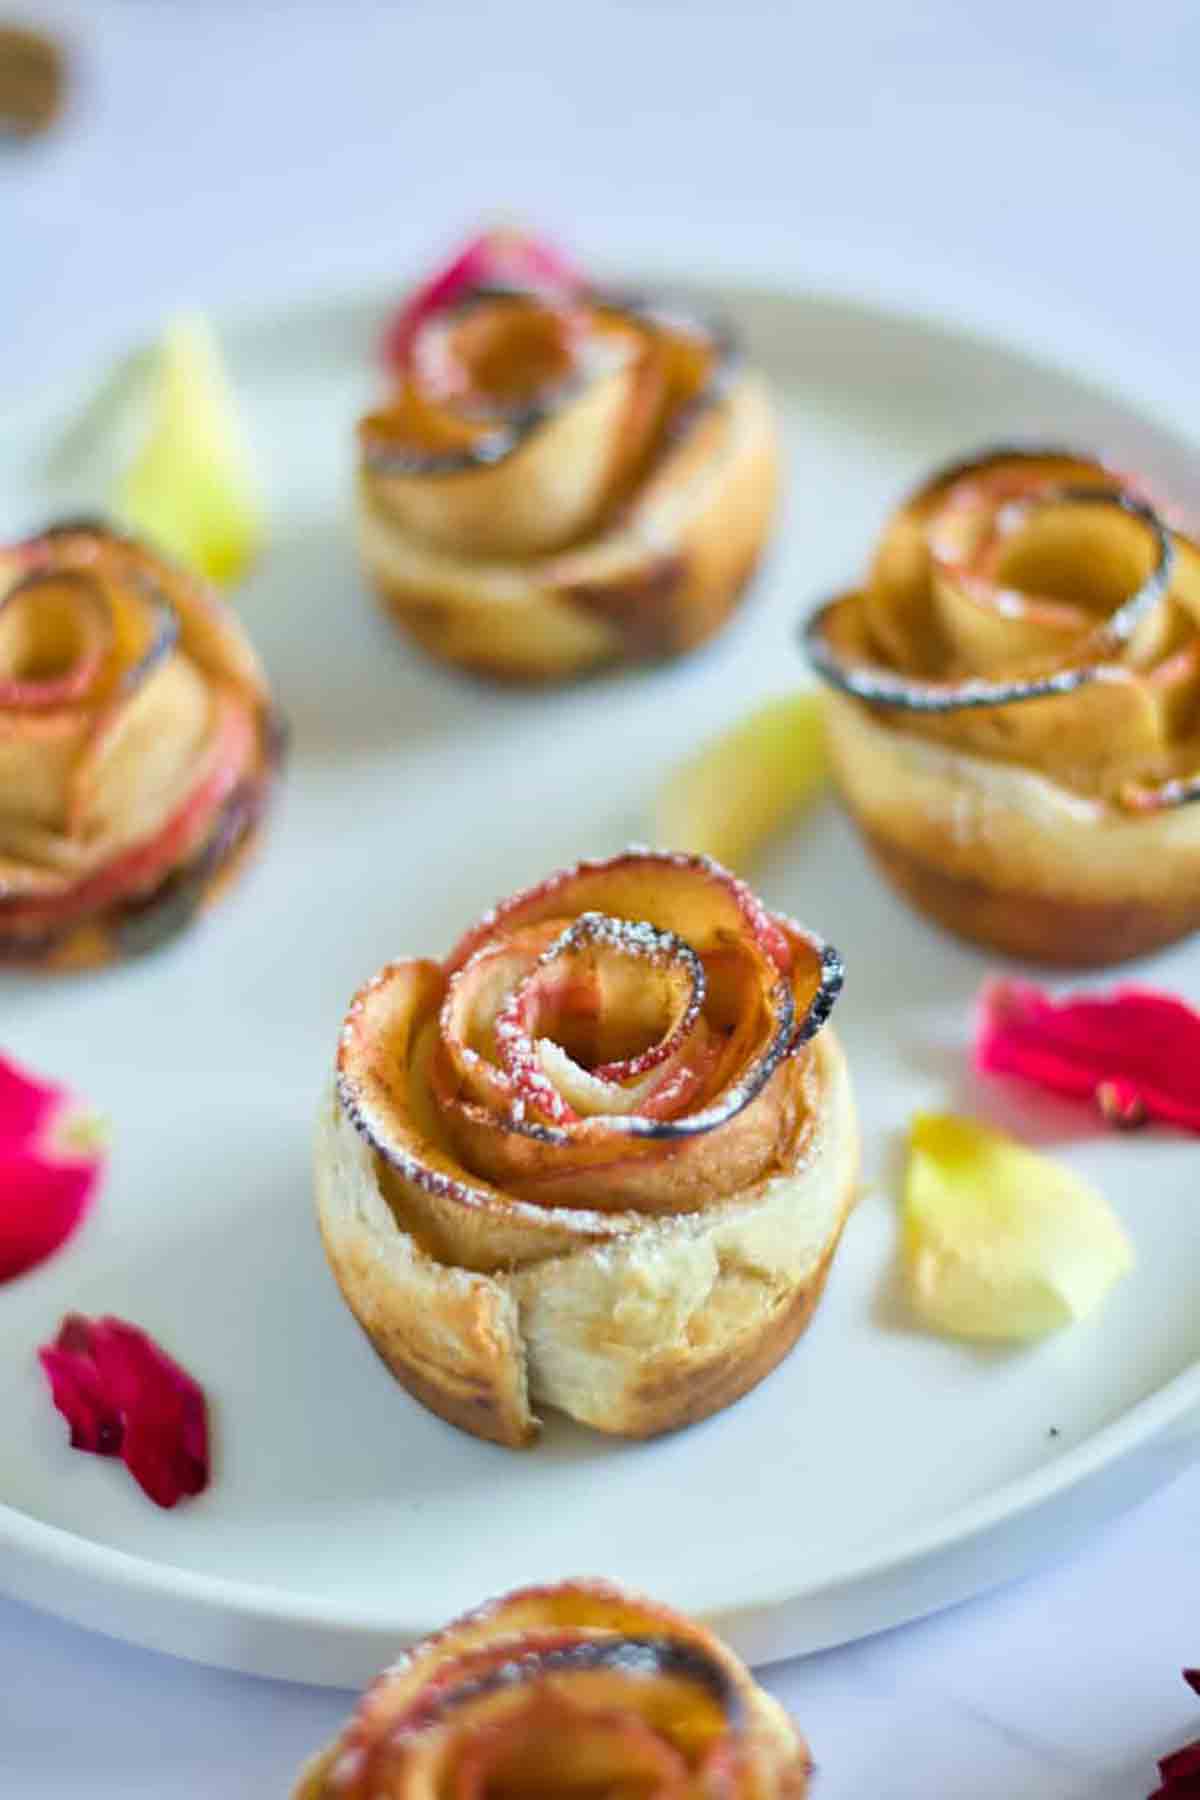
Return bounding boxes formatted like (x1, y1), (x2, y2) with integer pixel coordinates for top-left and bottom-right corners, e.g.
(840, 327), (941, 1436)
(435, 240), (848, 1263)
(356, 229), (780, 681)
(805, 446), (1200, 965)
(0, 520), (282, 968)
(316, 850), (854, 1446)
(295, 1579), (810, 1799)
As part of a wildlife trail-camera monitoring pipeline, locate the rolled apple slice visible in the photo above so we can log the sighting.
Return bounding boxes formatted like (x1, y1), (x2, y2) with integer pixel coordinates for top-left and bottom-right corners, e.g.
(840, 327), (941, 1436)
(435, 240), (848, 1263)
(807, 484), (1173, 715)
(903, 1112), (1133, 1341)
(363, 293), (668, 559)
(357, 229), (779, 681)
(801, 443), (1200, 964)
(0, 521), (282, 969)
(294, 1579), (810, 1800)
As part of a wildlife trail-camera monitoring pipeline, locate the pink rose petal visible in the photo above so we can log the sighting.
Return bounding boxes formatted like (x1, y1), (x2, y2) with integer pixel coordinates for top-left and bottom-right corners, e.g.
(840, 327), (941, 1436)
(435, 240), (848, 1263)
(382, 226), (581, 370)
(976, 980), (1200, 1134)
(0, 1055), (105, 1282)
(38, 1314), (209, 1509)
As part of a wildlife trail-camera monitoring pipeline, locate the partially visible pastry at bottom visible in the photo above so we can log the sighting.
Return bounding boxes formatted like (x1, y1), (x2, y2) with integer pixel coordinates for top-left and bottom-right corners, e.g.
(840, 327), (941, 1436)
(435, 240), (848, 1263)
(295, 1578), (811, 1799)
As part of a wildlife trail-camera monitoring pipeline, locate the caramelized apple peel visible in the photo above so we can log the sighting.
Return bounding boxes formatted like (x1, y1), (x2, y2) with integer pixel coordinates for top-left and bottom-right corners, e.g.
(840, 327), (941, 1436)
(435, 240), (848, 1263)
(804, 445), (1200, 811)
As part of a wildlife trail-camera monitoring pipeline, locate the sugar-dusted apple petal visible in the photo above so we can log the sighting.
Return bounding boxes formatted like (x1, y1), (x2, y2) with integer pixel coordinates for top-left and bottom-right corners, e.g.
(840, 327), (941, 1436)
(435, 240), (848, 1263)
(116, 313), (265, 586)
(335, 957), (628, 1266)
(364, 296), (664, 559)
(903, 1113), (1133, 1341)
(807, 448), (1176, 719)
(447, 849), (793, 975)
(492, 912), (709, 1124)
(655, 691), (828, 871)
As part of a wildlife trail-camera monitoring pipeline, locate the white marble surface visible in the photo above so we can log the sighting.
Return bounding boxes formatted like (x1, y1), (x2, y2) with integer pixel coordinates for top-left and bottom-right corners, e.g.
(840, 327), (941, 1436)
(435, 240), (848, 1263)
(3, 1), (1200, 1792)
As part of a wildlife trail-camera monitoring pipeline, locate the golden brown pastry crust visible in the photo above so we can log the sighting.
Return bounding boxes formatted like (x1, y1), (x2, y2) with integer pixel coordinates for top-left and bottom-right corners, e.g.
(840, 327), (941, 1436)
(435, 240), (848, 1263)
(315, 851), (855, 1446)
(357, 285), (779, 683)
(806, 446), (1200, 964)
(294, 1579), (811, 1800)
(0, 522), (282, 969)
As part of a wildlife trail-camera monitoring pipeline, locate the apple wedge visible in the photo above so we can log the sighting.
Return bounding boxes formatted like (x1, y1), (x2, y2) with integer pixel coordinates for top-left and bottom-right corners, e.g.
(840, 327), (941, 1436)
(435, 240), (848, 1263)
(117, 313), (264, 586)
(655, 692), (827, 872)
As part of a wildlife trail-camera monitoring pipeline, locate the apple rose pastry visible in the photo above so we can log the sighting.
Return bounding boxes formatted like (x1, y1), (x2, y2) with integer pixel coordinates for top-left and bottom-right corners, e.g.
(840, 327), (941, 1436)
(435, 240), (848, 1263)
(356, 230), (779, 681)
(805, 445), (1200, 965)
(295, 1579), (810, 1800)
(316, 850), (854, 1446)
(0, 520), (282, 968)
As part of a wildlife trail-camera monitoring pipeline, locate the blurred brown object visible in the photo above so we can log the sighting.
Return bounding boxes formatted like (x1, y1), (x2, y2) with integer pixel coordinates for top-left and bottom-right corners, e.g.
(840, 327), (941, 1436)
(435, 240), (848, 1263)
(0, 22), (65, 138)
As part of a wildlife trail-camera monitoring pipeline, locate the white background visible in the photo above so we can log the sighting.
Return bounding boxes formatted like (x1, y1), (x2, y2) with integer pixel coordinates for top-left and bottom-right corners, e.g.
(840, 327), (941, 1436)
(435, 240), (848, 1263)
(3, 2), (1199, 1792)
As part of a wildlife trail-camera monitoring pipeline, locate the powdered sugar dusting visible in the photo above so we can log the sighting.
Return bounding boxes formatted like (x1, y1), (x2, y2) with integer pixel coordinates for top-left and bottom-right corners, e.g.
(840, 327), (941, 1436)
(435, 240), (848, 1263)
(337, 854), (843, 1209)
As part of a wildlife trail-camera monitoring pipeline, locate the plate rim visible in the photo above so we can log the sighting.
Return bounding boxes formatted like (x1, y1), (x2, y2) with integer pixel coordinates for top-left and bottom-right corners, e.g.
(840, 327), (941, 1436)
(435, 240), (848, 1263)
(3, 263), (1199, 1672)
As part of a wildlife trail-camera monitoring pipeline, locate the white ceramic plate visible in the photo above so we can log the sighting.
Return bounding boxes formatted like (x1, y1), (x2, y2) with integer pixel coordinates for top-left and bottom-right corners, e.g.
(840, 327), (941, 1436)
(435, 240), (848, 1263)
(2, 279), (1198, 1688)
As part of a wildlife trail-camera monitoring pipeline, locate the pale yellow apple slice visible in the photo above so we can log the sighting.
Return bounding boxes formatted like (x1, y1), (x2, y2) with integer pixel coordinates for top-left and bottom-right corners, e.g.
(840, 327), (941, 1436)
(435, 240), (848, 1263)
(654, 691), (827, 871)
(903, 1113), (1134, 1341)
(116, 313), (264, 586)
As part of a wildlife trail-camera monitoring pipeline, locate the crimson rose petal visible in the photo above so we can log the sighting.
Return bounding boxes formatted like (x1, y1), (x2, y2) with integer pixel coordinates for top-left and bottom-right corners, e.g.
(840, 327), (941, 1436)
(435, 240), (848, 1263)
(38, 1318), (122, 1453)
(1151, 1672), (1200, 1796)
(976, 980), (1200, 1133)
(0, 1055), (106, 1282)
(382, 226), (580, 369)
(37, 1313), (209, 1508)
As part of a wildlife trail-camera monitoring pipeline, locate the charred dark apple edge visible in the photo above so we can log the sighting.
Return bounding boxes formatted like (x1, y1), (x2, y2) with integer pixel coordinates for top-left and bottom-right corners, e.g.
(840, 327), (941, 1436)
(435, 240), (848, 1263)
(336, 848), (844, 1220)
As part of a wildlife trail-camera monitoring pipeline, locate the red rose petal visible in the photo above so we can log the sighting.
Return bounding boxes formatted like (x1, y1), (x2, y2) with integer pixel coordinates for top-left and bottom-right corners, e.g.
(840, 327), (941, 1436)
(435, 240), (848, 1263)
(37, 1313), (209, 1509)
(382, 226), (581, 370)
(1149, 1671), (1200, 1797)
(38, 1327), (122, 1455)
(0, 1055), (105, 1282)
(1161, 1744), (1200, 1782)
(976, 980), (1200, 1134)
